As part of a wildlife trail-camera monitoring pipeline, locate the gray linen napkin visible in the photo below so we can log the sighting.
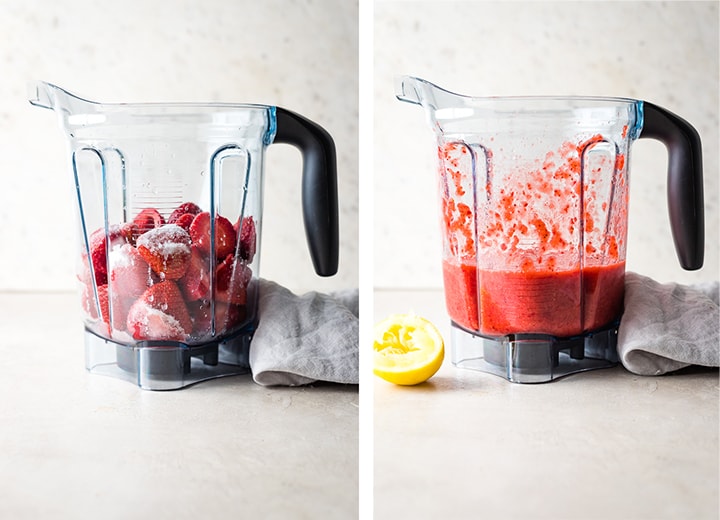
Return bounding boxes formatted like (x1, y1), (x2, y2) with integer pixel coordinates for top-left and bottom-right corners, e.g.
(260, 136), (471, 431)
(617, 272), (719, 376)
(249, 279), (359, 386)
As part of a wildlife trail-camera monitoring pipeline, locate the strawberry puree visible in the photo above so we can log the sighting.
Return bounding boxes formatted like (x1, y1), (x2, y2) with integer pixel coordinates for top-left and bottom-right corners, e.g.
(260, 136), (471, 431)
(442, 260), (625, 337)
(437, 130), (630, 338)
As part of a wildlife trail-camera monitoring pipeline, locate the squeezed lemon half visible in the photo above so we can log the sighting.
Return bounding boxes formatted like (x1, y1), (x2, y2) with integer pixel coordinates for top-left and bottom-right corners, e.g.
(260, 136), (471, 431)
(373, 314), (445, 385)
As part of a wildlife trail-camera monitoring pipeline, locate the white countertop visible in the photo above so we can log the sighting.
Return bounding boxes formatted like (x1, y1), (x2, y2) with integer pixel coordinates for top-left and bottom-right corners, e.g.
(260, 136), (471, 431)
(374, 289), (719, 520)
(3, 289), (716, 519)
(0, 292), (358, 520)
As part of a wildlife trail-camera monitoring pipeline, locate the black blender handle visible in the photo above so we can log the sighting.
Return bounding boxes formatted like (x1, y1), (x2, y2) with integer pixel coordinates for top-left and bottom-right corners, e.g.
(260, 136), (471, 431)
(640, 102), (704, 270)
(274, 107), (339, 276)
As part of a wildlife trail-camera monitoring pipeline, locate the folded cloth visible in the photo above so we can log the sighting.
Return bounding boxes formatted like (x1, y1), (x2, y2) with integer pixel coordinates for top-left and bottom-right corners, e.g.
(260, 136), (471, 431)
(617, 272), (719, 376)
(249, 279), (359, 386)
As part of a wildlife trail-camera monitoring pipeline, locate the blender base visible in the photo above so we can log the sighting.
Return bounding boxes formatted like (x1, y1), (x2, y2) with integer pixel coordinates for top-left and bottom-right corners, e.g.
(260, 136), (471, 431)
(450, 322), (619, 383)
(84, 327), (253, 390)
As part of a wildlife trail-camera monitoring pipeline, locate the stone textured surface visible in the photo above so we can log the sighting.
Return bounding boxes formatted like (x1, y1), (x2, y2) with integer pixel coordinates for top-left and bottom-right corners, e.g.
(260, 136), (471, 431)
(0, 292), (358, 519)
(374, 288), (719, 520)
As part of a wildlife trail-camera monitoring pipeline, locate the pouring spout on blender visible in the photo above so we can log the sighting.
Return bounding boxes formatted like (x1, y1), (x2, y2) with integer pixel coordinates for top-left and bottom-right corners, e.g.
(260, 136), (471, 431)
(395, 76), (425, 106)
(28, 80), (98, 115)
(395, 75), (466, 112)
(28, 80), (60, 111)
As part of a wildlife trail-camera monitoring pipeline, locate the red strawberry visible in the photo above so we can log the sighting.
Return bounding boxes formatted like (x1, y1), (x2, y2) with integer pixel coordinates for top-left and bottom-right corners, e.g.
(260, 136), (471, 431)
(87, 225), (131, 285)
(78, 252), (95, 288)
(168, 202), (202, 224)
(80, 284), (95, 319)
(108, 244), (157, 333)
(236, 216), (257, 262)
(98, 285), (110, 324)
(136, 224), (192, 280)
(188, 300), (245, 338)
(109, 243), (155, 299)
(132, 208), (165, 238)
(126, 281), (192, 341)
(88, 233), (108, 286)
(81, 283), (110, 324)
(82, 283), (112, 337)
(215, 254), (252, 305)
(189, 212), (237, 259)
(179, 245), (211, 301)
(174, 213), (195, 231)
(120, 222), (139, 246)
(81, 283), (98, 320)
(109, 290), (133, 333)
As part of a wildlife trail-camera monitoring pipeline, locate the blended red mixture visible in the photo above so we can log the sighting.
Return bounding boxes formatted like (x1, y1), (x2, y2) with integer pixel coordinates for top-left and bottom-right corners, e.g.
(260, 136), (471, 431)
(442, 260), (625, 338)
(437, 132), (629, 338)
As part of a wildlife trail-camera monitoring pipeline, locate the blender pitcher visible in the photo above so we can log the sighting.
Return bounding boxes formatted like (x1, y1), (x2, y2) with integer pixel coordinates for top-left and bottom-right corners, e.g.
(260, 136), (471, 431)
(396, 76), (703, 383)
(29, 81), (338, 390)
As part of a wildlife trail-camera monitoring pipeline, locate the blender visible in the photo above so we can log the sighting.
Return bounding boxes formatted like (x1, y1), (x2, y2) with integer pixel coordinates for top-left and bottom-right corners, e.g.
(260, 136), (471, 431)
(396, 76), (704, 383)
(30, 81), (339, 390)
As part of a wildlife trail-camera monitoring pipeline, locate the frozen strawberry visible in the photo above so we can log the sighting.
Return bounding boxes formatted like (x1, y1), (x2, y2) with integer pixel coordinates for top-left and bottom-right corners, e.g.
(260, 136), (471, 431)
(174, 212), (195, 231)
(188, 300), (245, 338)
(80, 285), (94, 319)
(87, 225), (131, 286)
(109, 290), (133, 333)
(88, 236), (108, 286)
(98, 285), (111, 325)
(132, 208), (165, 238)
(136, 224), (192, 280)
(189, 212), (237, 259)
(78, 251), (94, 288)
(109, 243), (155, 299)
(80, 279), (132, 333)
(81, 283), (98, 320)
(126, 281), (192, 341)
(120, 222), (139, 246)
(107, 244), (156, 333)
(81, 283), (110, 324)
(168, 202), (202, 224)
(179, 245), (211, 301)
(236, 216), (257, 262)
(215, 254), (252, 305)
(81, 283), (112, 338)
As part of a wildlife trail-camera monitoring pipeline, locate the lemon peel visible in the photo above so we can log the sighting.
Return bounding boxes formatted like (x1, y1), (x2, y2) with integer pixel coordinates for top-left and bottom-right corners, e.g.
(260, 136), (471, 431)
(373, 314), (445, 385)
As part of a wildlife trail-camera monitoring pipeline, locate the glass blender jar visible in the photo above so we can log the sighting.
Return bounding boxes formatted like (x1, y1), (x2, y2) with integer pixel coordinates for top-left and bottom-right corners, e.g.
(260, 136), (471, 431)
(30, 81), (339, 390)
(396, 76), (704, 383)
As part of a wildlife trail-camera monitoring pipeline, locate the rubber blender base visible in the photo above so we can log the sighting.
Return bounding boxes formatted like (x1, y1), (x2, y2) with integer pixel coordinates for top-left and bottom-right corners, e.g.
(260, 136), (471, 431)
(450, 322), (619, 383)
(84, 327), (253, 390)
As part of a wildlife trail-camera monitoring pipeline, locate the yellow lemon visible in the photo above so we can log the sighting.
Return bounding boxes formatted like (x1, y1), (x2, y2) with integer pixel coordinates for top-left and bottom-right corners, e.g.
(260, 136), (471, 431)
(373, 314), (445, 385)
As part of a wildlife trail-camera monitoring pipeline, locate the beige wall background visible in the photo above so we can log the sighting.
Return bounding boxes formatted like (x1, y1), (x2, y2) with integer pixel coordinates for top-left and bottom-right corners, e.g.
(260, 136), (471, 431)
(374, 0), (719, 287)
(0, 0), (717, 295)
(0, 0), (358, 294)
